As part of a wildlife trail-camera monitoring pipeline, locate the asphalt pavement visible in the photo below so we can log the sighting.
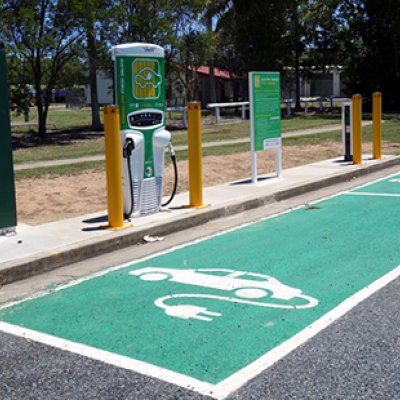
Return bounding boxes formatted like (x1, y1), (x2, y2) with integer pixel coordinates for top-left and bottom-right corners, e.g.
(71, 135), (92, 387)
(1, 277), (398, 400)
(1, 147), (399, 400)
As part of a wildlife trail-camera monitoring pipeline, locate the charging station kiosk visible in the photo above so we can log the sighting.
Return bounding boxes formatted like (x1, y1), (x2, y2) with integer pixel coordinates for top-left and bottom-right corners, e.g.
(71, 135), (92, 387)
(112, 43), (176, 217)
(342, 101), (353, 161)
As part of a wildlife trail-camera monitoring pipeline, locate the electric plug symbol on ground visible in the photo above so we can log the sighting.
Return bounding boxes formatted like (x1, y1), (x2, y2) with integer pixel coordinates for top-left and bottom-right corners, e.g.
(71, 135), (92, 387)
(163, 304), (222, 322)
(132, 268), (319, 322)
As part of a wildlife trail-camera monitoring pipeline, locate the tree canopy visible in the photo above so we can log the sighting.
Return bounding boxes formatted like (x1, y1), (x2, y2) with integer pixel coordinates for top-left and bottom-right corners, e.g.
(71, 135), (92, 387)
(1, 0), (400, 137)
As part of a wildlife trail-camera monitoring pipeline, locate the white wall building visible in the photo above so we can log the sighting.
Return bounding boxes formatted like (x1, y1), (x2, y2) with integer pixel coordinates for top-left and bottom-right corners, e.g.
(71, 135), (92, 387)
(84, 70), (113, 105)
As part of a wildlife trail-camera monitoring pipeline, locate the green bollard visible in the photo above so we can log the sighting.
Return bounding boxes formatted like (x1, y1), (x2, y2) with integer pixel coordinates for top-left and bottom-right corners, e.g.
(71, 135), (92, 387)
(0, 43), (17, 234)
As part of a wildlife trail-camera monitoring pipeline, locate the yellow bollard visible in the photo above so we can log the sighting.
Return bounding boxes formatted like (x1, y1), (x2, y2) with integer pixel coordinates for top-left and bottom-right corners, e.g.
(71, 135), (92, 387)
(352, 94), (362, 165)
(187, 102), (207, 208)
(103, 106), (127, 229)
(372, 92), (382, 159)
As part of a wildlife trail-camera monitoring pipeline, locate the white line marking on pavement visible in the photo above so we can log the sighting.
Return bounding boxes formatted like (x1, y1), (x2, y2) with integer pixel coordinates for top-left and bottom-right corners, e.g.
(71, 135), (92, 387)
(2, 262), (400, 400)
(345, 192), (400, 197)
(0, 321), (218, 399)
(211, 263), (400, 399)
(1, 171), (399, 313)
(0, 170), (400, 399)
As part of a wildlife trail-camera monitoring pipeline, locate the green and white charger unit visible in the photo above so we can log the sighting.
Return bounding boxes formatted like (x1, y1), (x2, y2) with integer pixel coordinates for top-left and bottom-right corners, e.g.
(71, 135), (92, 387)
(112, 43), (174, 217)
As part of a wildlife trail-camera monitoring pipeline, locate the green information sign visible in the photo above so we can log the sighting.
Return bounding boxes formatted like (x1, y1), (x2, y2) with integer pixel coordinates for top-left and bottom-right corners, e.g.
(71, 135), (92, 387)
(0, 44), (17, 234)
(250, 72), (281, 150)
(249, 71), (282, 182)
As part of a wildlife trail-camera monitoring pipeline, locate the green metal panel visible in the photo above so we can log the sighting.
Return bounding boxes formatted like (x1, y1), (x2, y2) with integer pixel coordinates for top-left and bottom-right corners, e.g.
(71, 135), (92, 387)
(0, 44), (17, 232)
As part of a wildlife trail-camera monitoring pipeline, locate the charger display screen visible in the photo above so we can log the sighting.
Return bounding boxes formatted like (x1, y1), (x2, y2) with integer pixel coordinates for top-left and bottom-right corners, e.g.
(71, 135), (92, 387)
(128, 112), (162, 127)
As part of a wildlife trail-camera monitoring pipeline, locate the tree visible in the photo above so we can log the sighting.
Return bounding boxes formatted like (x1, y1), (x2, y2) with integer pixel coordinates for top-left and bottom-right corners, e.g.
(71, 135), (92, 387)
(71, 0), (116, 131)
(6, 54), (34, 121)
(115, 0), (180, 45)
(0, 0), (83, 140)
(337, 0), (400, 108)
(302, 0), (343, 70)
(284, 1), (309, 110)
(201, 0), (232, 105)
(232, 0), (291, 72)
(174, 30), (216, 102)
(213, 5), (245, 100)
(56, 57), (86, 88)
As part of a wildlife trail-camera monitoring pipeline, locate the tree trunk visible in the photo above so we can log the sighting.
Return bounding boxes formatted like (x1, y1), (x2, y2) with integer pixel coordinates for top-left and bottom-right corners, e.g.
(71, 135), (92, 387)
(35, 84), (47, 141)
(206, 15), (217, 112)
(295, 49), (301, 111)
(209, 59), (217, 105)
(37, 106), (46, 140)
(87, 23), (102, 131)
(24, 86), (30, 122)
(294, 5), (302, 111)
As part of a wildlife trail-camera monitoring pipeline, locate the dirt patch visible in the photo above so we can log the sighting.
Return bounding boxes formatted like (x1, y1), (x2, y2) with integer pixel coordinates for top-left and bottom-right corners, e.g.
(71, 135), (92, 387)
(16, 141), (393, 225)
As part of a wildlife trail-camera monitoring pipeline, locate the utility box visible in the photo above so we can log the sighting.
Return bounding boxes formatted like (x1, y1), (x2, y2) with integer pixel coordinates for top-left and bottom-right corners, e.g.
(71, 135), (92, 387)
(0, 44), (17, 235)
(112, 43), (171, 217)
(342, 102), (353, 162)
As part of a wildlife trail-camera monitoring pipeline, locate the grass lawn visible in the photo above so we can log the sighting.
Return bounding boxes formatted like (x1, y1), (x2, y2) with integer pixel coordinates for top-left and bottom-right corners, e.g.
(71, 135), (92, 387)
(171, 115), (342, 146)
(11, 106), (97, 132)
(13, 112), (342, 164)
(15, 161), (104, 180)
(12, 105), (341, 135)
(13, 109), (400, 180)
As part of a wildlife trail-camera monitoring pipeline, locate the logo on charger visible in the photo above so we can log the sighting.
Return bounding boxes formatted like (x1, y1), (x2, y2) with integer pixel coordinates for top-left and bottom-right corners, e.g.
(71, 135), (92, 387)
(145, 166), (153, 177)
(133, 60), (162, 100)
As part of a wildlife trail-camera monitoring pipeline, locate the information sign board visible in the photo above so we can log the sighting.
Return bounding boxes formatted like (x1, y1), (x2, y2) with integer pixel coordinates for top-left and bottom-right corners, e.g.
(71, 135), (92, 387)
(249, 72), (282, 182)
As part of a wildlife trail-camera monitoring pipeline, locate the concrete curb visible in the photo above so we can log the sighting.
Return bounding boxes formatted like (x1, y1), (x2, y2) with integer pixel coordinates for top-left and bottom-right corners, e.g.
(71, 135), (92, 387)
(2, 156), (400, 286)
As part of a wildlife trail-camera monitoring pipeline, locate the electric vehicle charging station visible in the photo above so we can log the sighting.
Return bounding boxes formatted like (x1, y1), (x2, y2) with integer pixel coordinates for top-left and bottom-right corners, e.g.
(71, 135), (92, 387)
(112, 43), (177, 217)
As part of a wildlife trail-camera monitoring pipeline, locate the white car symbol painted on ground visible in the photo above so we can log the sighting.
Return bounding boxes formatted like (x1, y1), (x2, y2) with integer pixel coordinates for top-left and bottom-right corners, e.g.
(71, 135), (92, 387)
(129, 267), (303, 300)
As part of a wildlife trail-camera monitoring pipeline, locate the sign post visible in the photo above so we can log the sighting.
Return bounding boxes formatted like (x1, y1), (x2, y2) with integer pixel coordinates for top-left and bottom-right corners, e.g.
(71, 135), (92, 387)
(249, 71), (282, 183)
(0, 43), (17, 235)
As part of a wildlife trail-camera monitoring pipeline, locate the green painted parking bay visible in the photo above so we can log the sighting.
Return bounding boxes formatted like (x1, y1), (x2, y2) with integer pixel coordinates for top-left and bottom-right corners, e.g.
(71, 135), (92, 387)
(1, 173), (400, 399)
(351, 173), (400, 195)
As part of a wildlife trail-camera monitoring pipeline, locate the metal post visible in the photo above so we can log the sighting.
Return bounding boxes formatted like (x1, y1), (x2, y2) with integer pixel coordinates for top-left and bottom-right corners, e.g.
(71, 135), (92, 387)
(276, 146), (282, 178)
(304, 101), (308, 114)
(319, 97), (324, 112)
(287, 100), (291, 117)
(183, 108), (187, 129)
(352, 94), (362, 165)
(372, 92), (382, 160)
(104, 106), (125, 229)
(187, 102), (206, 207)
(241, 104), (246, 120)
(215, 106), (220, 124)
